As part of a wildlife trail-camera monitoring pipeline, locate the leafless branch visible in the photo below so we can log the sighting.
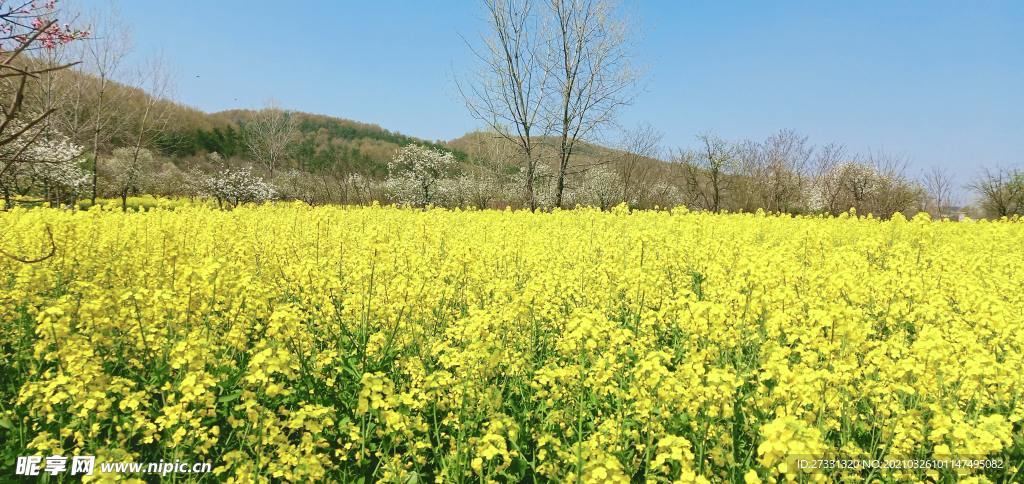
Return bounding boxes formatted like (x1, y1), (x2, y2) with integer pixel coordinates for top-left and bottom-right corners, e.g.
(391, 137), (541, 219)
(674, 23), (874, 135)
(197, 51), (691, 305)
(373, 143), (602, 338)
(0, 224), (56, 263)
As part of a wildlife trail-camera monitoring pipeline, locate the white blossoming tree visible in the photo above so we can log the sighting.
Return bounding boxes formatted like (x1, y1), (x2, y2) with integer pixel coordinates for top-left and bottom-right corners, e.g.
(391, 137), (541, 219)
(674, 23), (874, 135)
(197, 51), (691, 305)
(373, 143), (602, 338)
(646, 180), (686, 209)
(0, 119), (85, 207)
(386, 144), (458, 207)
(274, 169), (329, 206)
(39, 157), (90, 205)
(572, 165), (625, 210)
(106, 147), (154, 211)
(209, 166), (276, 209)
(441, 169), (500, 210)
(510, 163), (556, 209)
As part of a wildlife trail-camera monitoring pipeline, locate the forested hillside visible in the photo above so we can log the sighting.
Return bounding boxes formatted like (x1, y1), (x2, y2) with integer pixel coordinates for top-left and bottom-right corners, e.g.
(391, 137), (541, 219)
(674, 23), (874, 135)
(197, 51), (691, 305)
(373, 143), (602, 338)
(155, 109), (467, 174)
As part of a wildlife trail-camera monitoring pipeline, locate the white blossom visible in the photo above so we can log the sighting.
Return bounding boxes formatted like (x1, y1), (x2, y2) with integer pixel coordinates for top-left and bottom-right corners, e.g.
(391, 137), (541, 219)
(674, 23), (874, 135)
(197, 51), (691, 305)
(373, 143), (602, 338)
(180, 166), (212, 199)
(0, 120), (84, 167)
(0, 122), (85, 203)
(274, 169), (329, 206)
(564, 165), (624, 210)
(107, 148), (155, 201)
(209, 166), (276, 207)
(41, 160), (90, 198)
(386, 144), (458, 207)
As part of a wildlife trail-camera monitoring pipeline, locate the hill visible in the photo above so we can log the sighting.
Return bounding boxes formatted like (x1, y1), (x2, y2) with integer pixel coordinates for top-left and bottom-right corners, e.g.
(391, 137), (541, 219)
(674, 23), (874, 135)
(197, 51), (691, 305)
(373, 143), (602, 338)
(12, 52), (470, 177)
(152, 108), (469, 177)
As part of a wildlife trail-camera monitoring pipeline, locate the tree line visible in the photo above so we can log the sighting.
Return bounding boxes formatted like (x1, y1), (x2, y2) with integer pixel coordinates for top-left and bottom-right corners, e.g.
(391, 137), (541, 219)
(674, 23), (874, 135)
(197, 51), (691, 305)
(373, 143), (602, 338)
(0, 0), (1018, 219)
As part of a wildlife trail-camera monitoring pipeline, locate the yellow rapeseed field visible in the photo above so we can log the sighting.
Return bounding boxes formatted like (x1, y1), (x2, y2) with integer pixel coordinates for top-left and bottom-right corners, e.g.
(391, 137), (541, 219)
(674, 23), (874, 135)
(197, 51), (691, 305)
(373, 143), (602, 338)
(0, 203), (1021, 484)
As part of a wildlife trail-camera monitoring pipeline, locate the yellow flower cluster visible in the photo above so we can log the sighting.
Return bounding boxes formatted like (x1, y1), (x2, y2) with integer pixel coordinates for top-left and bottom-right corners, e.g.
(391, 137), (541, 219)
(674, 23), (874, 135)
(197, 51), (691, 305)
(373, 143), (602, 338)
(0, 203), (1021, 483)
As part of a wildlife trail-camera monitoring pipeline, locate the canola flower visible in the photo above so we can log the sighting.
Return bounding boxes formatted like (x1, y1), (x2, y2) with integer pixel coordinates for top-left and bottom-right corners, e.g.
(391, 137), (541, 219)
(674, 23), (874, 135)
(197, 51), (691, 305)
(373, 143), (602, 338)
(0, 202), (1021, 484)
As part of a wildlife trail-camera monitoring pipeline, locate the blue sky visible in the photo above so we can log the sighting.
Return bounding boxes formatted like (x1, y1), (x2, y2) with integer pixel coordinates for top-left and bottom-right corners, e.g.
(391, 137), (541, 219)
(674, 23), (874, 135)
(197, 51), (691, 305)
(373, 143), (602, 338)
(71, 0), (1022, 193)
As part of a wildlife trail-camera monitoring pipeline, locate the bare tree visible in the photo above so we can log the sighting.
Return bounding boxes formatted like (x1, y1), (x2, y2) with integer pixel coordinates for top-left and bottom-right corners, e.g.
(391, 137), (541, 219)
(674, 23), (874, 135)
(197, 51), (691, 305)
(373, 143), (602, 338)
(547, 0), (648, 208)
(83, 1), (134, 204)
(615, 121), (661, 206)
(727, 139), (760, 213)
(815, 153), (910, 218)
(243, 96), (298, 179)
(456, 0), (549, 210)
(861, 150), (921, 219)
(458, 0), (648, 210)
(117, 50), (177, 210)
(675, 132), (736, 213)
(751, 129), (813, 214)
(809, 142), (850, 215)
(966, 166), (1024, 219)
(107, 146), (152, 210)
(920, 166), (959, 219)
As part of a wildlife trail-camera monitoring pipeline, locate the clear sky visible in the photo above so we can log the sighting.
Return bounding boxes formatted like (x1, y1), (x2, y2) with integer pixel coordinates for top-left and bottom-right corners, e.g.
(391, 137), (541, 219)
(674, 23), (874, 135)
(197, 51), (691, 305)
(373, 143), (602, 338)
(70, 0), (1022, 193)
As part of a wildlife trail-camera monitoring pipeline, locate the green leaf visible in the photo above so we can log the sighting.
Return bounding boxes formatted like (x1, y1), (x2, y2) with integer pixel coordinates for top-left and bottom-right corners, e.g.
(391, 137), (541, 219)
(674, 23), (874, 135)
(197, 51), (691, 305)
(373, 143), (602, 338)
(217, 368), (247, 390)
(343, 360), (361, 378)
(507, 457), (528, 477)
(218, 390), (243, 403)
(0, 418), (13, 430)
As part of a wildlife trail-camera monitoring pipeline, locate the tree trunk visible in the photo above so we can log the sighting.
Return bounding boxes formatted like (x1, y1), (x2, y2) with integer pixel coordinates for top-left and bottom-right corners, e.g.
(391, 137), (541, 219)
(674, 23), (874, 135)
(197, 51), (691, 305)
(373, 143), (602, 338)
(91, 79), (107, 205)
